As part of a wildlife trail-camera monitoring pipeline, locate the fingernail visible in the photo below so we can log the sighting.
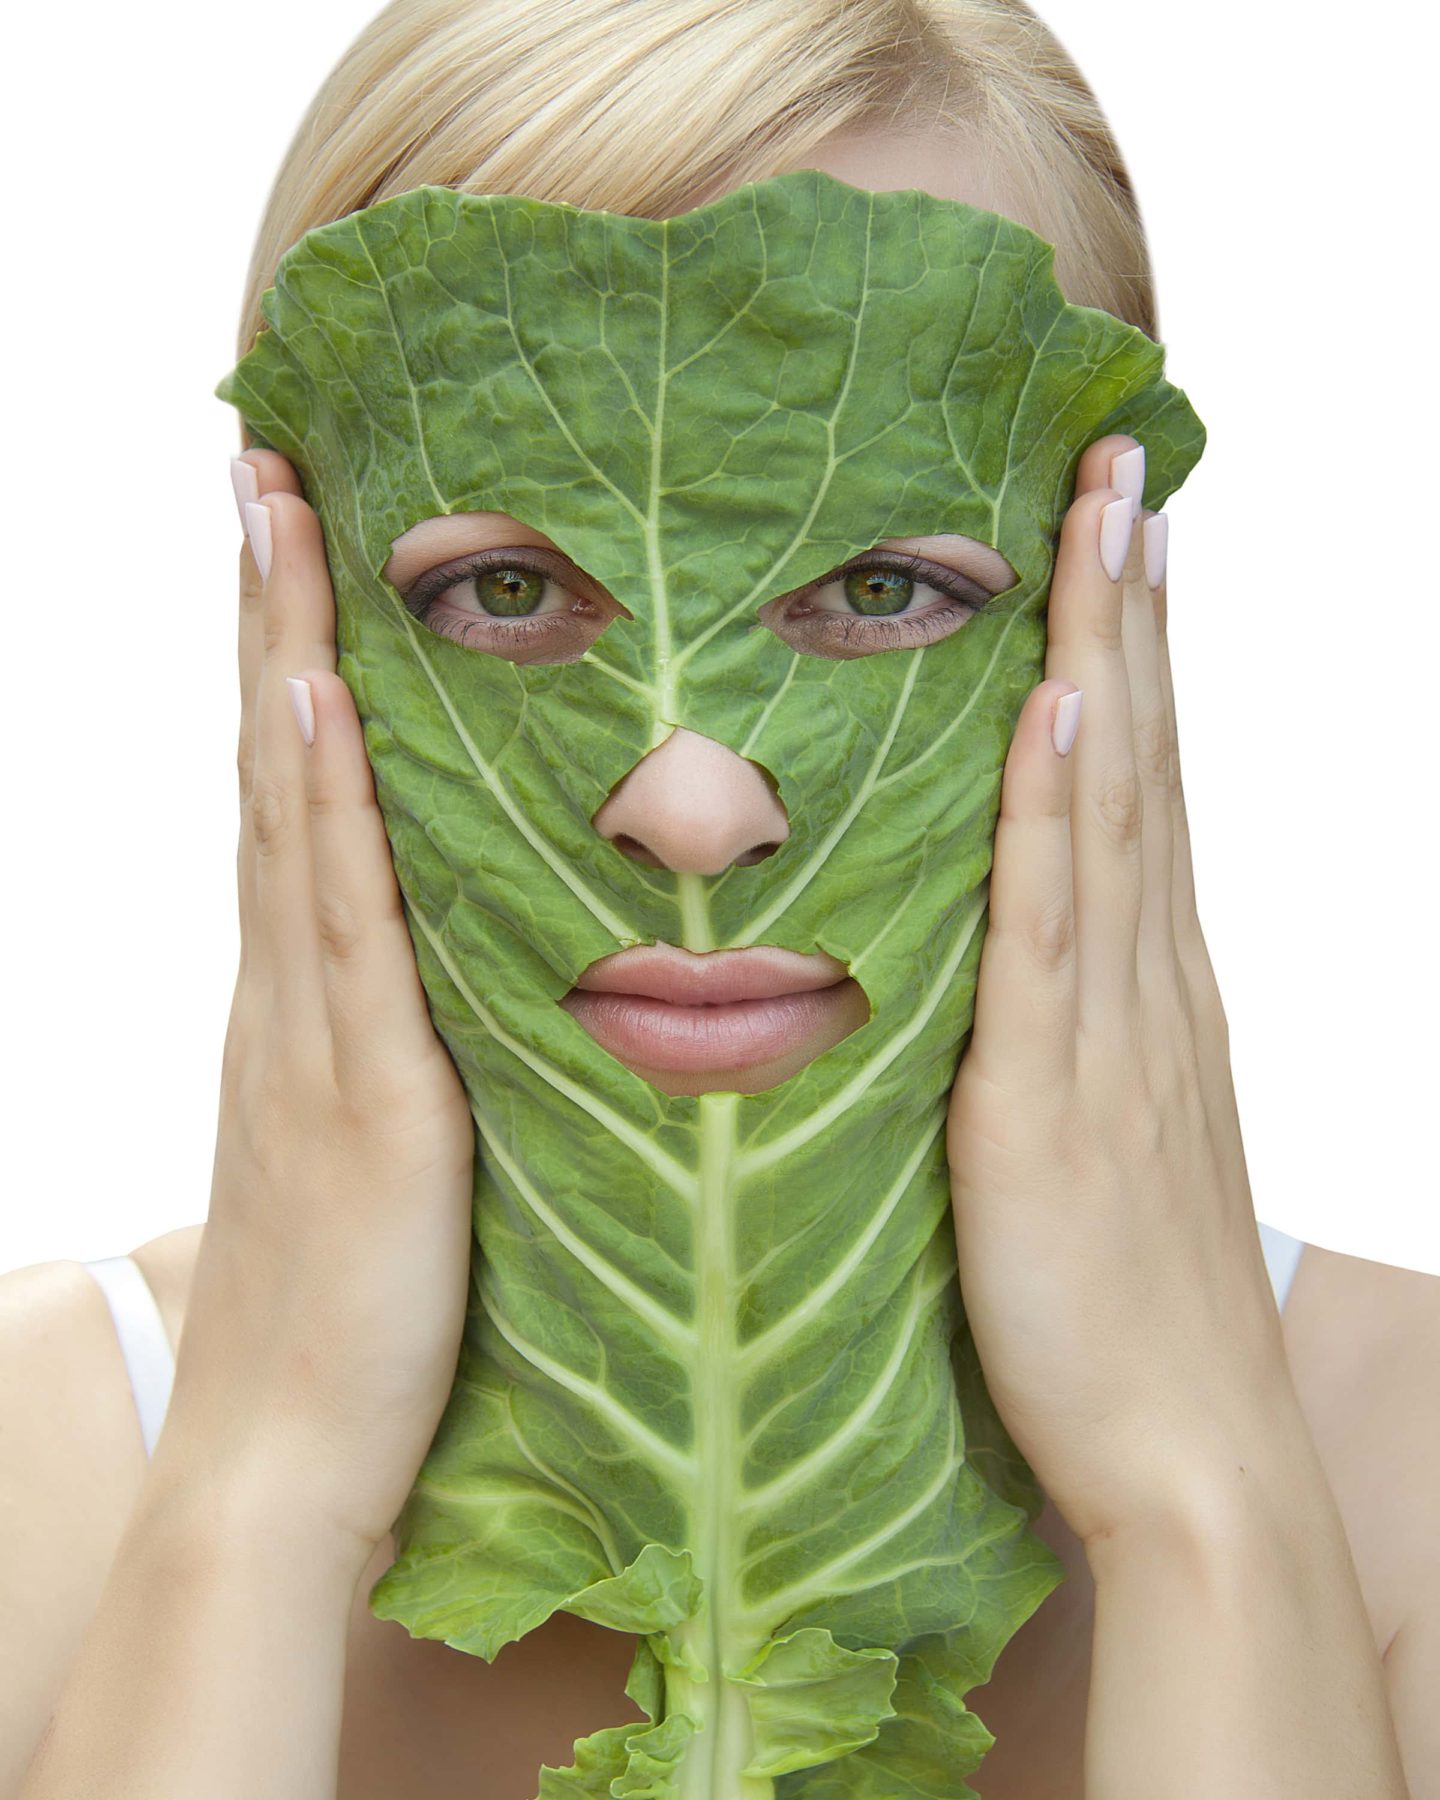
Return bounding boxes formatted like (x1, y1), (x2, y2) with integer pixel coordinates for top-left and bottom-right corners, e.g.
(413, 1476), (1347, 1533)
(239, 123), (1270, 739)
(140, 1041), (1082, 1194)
(1053, 688), (1084, 758)
(286, 676), (315, 747)
(1109, 445), (1145, 519)
(1099, 497), (1132, 583)
(230, 456), (259, 532)
(245, 501), (273, 582)
(1144, 513), (1169, 590)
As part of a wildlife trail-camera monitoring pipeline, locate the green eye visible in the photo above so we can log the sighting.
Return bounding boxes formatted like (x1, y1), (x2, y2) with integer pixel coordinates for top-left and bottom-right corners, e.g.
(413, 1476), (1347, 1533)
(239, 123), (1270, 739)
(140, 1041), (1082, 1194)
(471, 567), (549, 616)
(842, 569), (914, 615)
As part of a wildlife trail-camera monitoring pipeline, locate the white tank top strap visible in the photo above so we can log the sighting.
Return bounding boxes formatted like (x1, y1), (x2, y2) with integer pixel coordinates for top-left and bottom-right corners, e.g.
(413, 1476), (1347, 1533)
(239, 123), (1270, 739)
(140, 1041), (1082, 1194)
(82, 1255), (175, 1458)
(1256, 1220), (1307, 1314)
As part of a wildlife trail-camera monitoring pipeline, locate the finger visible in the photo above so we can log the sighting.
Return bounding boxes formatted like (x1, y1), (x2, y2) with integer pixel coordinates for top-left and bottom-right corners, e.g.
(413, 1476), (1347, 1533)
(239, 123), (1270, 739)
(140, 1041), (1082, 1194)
(1077, 435), (1184, 1005)
(1119, 488), (1183, 1002)
(1146, 515), (1221, 1019)
(1074, 432), (1144, 508)
(969, 679), (1082, 1090)
(1043, 484), (1143, 1039)
(229, 445), (304, 538)
(1145, 511), (1192, 932)
(234, 449), (308, 971)
(245, 491), (343, 1028)
(293, 669), (442, 1094)
(235, 449), (306, 735)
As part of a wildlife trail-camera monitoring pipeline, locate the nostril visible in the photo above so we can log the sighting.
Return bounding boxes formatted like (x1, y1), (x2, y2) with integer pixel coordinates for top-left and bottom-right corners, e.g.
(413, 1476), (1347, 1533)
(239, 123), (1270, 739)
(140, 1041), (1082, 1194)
(609, 832), (669, 870)
(605, 831), (783, 873)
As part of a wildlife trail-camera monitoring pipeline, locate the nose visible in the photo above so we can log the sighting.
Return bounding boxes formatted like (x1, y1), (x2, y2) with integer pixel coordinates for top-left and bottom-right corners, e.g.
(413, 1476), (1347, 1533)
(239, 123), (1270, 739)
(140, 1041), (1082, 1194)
(593, 727), (790, 875)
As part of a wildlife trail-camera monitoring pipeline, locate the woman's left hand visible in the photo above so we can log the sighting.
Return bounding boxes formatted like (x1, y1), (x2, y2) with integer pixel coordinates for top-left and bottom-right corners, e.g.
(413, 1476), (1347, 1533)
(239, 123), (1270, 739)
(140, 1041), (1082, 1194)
(947, 433), (1295, 1550)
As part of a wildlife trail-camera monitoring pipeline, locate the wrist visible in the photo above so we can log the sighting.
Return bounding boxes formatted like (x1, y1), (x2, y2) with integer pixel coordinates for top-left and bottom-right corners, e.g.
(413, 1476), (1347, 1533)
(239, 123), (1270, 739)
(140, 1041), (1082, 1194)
(141, 1428), (379, 1588)
(1080, 1385), (1336, 1577)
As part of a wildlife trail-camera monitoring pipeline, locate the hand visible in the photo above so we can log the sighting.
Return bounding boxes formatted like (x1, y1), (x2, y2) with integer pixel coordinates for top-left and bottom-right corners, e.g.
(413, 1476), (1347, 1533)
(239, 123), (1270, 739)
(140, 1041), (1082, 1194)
(947, 434), (1293, 1549)
(154, 450), (476, 1566)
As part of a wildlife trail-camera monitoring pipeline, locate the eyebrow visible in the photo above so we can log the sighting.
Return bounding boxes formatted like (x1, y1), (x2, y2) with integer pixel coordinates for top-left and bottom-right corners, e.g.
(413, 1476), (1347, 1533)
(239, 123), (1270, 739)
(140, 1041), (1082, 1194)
(383, 514), (1018, 595)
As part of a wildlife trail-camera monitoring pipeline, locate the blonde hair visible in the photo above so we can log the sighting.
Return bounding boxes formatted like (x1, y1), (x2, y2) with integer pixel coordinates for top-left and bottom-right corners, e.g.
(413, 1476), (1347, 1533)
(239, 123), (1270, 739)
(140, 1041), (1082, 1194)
(237, 0), (1155, 381)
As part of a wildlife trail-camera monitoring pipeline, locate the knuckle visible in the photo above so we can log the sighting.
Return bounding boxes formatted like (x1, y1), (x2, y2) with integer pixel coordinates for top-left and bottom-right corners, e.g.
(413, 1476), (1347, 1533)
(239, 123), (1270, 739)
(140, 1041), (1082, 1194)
(238, 542), (264, 611)
(1020, 891), (1077, 973)
(248, 773), (294, 858)
(1132, 710), (1173, 787)
(236, 729), (256, 805)
(1093, 769), (1144, 848)
(314, 886), (366, 963)
(304, 781), (347, 822)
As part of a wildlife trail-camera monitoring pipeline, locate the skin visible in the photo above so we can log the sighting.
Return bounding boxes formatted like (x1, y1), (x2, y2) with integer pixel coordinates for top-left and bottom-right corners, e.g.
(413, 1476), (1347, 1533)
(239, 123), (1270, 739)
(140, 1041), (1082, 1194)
(372, 132), (1027, 1098)
(9, 121), (1429, 1800)
(249, 122), (1414, 1787)
(379, 513), (1017, 1099)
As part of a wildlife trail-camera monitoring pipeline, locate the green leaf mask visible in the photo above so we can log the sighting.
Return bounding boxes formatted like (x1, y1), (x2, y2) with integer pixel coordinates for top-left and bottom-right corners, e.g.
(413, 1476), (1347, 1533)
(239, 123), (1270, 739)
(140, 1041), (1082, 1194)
(217, 170), (1205, 1797)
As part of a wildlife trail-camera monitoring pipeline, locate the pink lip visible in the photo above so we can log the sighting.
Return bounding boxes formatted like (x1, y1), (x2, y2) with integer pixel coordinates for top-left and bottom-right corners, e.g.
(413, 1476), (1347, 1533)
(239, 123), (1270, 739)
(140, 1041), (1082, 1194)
(574, 943), (846, 1005)
(562, 943), (858, 1076)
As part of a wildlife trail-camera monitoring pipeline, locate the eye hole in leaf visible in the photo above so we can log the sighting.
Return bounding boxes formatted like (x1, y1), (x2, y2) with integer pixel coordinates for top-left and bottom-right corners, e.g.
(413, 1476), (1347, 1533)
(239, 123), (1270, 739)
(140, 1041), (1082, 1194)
(758, 544), (1016, 661)
(393, 543), (631, 665)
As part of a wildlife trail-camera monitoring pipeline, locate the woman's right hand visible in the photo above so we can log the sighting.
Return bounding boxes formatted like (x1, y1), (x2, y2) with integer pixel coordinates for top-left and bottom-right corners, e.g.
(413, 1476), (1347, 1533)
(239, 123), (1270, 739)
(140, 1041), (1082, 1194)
(153, 449), (476, 1567)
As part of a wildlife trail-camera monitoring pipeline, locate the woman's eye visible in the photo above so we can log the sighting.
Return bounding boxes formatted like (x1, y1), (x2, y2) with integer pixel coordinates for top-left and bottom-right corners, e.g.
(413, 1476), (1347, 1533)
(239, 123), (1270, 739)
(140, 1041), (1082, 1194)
(812, 568), (944, 617)
(395, 543), (998, 666)
(398, 552), (624, 665)
(758, 555), (996, 660)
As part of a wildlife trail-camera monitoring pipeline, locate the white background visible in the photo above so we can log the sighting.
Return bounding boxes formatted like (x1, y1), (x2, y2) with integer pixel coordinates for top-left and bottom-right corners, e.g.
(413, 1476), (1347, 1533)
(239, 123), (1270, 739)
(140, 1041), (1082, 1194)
(2, 1), (1435, 1275)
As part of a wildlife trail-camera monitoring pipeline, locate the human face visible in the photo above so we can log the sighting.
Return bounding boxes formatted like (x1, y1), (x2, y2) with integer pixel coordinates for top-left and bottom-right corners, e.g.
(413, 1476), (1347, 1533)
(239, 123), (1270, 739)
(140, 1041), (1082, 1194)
(376, 125), (1028, 1098)
(217, 171), (1202, 1744)
(218, 158), (1200, 1149)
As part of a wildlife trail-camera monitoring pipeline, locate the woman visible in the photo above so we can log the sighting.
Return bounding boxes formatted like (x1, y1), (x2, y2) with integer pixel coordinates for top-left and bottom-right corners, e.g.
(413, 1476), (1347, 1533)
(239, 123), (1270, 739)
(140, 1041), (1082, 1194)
(5, 1), (1434, 1796)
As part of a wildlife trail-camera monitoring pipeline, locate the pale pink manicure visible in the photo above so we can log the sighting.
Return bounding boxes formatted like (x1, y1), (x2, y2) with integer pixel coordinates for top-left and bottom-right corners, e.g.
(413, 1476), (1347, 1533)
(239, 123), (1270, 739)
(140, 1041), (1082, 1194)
(1053, 688), (1084, 757)
(1144, 513), (1169, 590)
(244, 501), (273, 582)
(1099, 497), (1132, 583)
(230, 456), (259, 531)
(1109, 445), (1145, 519)
(286, 676), (316, 747)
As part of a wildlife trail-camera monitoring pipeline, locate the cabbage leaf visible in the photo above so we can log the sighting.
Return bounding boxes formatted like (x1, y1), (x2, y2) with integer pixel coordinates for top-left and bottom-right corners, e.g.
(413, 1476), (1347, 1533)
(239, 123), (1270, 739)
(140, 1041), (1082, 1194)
(216, 172), (1205, 1797)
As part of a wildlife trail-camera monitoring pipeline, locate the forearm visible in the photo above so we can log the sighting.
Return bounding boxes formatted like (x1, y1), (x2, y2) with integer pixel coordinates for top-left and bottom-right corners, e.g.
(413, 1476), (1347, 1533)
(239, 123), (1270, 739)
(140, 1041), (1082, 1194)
(17, 1451), (368, 1800)
(1082, 1400), (1408, 1799)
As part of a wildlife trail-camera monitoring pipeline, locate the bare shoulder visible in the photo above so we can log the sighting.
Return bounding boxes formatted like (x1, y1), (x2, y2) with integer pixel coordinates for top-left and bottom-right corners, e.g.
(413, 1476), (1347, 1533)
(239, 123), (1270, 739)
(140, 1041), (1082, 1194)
(0, 1228), (206, 1788)
(0, 1234), (197, 1519)
(1281, 1238), (1440, 1655)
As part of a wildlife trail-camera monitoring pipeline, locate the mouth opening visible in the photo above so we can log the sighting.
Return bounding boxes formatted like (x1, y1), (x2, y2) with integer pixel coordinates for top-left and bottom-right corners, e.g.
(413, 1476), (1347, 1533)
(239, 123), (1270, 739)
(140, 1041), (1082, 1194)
(559, 942), (870, 1097)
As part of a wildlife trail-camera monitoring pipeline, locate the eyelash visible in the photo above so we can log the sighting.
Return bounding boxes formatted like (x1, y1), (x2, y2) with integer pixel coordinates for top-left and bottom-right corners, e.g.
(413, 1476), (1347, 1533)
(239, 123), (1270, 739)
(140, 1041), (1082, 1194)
(788, 551), (991, 639)
(399, 548), (991, 653)
(400, 550), (601, 656)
